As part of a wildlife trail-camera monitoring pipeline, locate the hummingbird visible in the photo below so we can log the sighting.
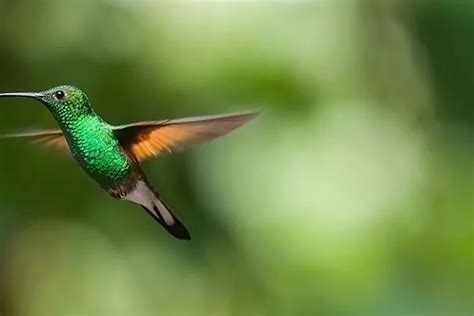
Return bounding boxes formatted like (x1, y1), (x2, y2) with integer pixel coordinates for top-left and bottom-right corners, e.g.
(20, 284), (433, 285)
(0, 85), (258, 240)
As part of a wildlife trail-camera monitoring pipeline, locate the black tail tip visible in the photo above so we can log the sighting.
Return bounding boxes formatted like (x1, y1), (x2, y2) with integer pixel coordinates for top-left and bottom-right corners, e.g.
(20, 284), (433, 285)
(155, 210), (191, 241)
(140, 206), (191, 240)
(169, 223), (191, 240)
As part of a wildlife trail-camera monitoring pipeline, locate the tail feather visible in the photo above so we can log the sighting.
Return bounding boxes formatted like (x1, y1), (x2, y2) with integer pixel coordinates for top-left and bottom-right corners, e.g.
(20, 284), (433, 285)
(140, 199), (191, 240)
(126, 181), (191, 240)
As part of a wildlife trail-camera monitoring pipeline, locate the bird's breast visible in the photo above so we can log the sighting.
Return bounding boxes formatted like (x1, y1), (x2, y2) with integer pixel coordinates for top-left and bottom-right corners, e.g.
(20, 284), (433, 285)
(66, 120), (131, 186)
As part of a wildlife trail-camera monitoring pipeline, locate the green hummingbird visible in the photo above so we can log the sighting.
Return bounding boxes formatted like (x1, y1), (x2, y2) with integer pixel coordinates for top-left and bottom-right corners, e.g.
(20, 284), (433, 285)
(0, 85), (258, 240)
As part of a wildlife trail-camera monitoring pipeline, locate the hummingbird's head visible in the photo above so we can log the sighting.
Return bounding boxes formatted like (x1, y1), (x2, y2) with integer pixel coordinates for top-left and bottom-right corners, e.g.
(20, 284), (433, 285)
(39, 85), (91, 114)
(0, 85), (92, 118)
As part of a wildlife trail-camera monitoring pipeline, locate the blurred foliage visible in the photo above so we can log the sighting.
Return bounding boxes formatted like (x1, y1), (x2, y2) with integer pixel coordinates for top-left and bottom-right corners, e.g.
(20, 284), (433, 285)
(0, 0), (472, 315)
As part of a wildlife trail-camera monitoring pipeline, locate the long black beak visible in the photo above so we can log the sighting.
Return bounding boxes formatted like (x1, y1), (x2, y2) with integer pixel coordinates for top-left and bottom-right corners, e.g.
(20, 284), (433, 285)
(0, 92), (44, 100)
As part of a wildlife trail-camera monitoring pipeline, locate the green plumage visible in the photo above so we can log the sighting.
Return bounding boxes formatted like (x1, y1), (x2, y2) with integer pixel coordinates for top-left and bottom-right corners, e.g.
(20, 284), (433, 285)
(42, 85), (131, 188)
(67, 115), (130, 187)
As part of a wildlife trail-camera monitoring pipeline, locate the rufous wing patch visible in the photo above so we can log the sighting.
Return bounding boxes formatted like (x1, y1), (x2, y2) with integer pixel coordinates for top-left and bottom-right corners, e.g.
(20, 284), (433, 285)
(115, 111), (259, 162)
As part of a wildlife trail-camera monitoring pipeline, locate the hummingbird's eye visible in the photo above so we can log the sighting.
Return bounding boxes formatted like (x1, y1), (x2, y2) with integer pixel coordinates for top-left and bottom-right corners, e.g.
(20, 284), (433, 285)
(54, 90), (66, 100)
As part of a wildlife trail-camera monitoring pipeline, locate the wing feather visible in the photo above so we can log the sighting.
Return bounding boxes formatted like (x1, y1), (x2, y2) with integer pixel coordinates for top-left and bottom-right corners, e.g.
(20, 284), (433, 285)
(115, 110), (258, 162)
(1, 129), (68, 150)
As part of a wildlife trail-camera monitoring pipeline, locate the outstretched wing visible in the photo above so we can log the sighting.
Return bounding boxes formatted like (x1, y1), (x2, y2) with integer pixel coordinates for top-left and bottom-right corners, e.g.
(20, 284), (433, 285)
(0, 129), (69, 150)
(114, 110), (259, 162)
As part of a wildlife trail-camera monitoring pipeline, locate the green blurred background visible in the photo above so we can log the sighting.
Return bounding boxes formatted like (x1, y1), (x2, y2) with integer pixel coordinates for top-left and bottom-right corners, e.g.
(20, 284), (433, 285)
(0, 0), (472, 315)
